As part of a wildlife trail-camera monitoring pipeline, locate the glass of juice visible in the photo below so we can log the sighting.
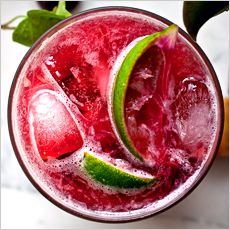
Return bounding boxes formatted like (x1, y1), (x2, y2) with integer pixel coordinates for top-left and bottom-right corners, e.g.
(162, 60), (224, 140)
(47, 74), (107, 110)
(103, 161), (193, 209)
(8, 7), (224, 222)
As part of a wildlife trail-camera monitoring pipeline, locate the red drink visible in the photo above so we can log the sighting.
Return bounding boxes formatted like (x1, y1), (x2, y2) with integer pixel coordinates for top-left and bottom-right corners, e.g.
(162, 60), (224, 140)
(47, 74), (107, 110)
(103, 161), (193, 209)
(9, 7), (223, 222)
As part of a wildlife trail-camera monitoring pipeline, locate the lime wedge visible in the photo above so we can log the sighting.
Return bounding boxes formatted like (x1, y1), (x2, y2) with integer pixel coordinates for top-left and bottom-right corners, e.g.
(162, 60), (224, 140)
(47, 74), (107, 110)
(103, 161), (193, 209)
(83, 151), (157, 189)
(112, 24), (178, 162)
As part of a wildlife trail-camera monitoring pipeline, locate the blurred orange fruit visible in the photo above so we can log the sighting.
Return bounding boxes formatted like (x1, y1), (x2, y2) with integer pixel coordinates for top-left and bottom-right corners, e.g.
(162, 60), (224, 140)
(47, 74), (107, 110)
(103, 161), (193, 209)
(218, 97), (229, 157)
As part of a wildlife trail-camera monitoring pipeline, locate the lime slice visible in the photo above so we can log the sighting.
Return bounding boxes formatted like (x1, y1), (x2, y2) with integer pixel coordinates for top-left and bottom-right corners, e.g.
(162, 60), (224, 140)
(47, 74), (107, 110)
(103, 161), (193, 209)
(112, 24), (178, 162)
(83, 151), (157, 189)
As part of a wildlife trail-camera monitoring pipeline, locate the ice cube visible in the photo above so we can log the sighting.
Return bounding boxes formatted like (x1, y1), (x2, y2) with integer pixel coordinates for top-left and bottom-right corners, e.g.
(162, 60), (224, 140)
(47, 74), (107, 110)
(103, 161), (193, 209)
(128, 46), (164, 95)
(126, 116), (158, 164)
(29, 90), (83, 160)
(172, 78), (212, 150)
(172, 78), (210, 119)
(168, 148), (192, 174)
(126, 95), (152, 112)
(176, 102), (211, 148)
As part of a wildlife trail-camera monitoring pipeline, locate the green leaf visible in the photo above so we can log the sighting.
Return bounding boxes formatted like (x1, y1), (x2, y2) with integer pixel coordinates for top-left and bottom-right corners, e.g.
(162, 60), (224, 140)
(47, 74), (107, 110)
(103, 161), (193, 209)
(13, 10), (64, 47)
(112, 25), (178, 162)
(183, 1), (229, 41)
(12, 17), (33, 47)
(12, 1), (72, 47)
(55, 1), (72, 17)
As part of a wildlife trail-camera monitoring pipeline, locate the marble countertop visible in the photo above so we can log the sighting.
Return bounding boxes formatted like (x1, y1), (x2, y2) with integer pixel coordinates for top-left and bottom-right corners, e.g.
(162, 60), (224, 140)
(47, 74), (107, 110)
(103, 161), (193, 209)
(1, 1), (229, 229)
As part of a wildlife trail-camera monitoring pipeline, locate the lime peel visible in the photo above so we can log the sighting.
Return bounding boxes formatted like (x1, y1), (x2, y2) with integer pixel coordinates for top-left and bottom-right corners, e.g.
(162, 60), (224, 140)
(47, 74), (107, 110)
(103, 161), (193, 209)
(83, 151), (157, 189)
(112, 24), (178, 162)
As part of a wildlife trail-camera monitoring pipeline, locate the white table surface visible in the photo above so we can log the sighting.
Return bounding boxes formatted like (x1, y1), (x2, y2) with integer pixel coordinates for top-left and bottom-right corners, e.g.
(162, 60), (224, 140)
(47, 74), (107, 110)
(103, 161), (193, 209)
(1, 1), (229, 229)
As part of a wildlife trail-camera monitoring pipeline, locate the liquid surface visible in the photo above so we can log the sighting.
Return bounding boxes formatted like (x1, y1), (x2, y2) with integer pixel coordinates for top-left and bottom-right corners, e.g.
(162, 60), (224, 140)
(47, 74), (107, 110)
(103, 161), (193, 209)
(12, 11), (218, 215)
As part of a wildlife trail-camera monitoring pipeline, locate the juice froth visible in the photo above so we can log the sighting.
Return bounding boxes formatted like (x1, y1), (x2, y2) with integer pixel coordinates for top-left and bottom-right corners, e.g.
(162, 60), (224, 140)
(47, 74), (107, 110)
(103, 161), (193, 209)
(9, 8), (222, 221)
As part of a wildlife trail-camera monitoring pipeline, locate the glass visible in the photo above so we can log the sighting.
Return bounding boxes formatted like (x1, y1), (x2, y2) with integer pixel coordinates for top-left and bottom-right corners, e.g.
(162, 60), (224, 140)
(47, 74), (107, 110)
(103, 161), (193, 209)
(8, 7), (224, 222)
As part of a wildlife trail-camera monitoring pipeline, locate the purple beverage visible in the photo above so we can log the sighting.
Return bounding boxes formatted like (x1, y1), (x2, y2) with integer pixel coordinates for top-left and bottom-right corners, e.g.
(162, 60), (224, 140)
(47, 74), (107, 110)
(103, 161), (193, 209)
(8, 7), (223, 222)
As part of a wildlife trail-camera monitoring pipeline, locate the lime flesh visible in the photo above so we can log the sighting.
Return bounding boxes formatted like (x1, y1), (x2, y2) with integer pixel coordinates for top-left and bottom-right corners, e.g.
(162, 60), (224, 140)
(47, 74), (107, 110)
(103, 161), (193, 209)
(112, 24), (178, 162)
(83, 151), (157, 189)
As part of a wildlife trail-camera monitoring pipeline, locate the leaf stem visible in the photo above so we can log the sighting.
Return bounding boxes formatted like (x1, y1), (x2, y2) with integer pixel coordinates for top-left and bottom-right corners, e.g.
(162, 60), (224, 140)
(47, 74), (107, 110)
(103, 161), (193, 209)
(1, 15), (26, 30)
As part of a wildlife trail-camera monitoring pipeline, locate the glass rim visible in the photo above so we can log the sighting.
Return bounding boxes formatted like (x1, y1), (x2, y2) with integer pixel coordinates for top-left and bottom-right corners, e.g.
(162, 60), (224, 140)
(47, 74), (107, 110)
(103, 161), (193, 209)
(8, 6), (224, 223)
